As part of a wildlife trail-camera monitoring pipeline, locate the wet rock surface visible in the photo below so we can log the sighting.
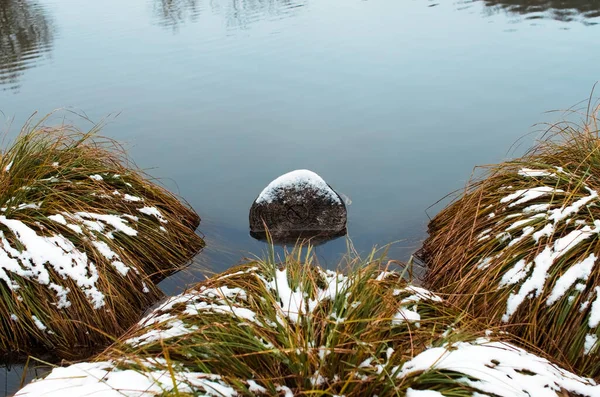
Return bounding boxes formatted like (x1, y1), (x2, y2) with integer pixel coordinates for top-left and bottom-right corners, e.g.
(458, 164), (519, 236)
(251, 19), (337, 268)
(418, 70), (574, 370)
(249, 170), (347, 243)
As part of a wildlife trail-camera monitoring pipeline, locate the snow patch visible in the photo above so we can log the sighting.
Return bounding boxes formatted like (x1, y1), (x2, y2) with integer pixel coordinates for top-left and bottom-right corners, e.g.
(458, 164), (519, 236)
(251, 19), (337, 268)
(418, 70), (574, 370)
(255, 169), (341, 205)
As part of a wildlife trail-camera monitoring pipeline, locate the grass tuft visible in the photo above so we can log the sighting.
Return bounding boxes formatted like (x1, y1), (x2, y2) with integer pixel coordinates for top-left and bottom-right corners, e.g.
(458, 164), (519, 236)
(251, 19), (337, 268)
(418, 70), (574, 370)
(0, 118), (204, 359)
(420, 110), (600, 378)
(17, 246), (600, 396)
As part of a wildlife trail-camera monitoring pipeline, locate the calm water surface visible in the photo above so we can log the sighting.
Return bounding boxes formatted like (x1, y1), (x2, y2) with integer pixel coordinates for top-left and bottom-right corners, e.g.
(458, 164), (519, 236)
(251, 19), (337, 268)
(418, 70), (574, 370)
(1, 0), (599, 393)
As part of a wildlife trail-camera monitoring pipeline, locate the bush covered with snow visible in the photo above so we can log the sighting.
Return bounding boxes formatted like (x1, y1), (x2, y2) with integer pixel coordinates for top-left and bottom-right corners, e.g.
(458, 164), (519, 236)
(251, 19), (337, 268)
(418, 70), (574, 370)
(0, 121), (203, 359)
(421, 119), (600, 378)
(16, 249), (600, 396)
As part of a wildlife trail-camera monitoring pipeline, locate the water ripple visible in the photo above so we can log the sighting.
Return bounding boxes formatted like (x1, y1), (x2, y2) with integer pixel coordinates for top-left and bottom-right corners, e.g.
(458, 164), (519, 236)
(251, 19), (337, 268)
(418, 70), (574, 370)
(0, 0), (55, 92)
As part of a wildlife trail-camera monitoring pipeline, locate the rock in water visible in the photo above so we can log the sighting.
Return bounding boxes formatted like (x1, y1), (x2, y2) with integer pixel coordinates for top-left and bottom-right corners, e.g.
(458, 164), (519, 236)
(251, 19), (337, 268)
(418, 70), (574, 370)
(249, 170), (347, 243)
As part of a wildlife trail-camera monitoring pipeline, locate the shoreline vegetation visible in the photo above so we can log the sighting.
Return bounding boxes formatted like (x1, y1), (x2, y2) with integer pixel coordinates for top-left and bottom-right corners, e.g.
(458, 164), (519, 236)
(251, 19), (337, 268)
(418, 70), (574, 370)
(0, 118), (204, 361)
(8, 107), (600, 396)
(420, 107), (600, 379)
(15, 246), (600, 396)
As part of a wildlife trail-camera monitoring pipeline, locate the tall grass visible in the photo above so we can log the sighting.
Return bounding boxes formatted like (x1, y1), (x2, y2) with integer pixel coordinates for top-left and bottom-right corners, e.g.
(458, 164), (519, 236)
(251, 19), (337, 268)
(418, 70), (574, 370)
(0, 118), (204, 359)
(18, 246), (600, 396)
(421, 109), (600, 378)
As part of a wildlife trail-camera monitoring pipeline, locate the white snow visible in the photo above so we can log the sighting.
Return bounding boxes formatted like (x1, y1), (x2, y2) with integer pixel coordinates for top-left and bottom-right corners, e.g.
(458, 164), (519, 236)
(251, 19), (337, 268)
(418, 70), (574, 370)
(546, 254), (596, 305)
(16, 203), (41, 211)
(276, 385), (294, 397)
(533, 223), (555, 242)
(247, 380), (267, 393)
(588, 286), (600, 328)
(48, 214), (67, 225)
(493, 182), (600, 322)
(89, 174), (103, 181)
(406, 390), (445, 397)
(91, 241), (130, 276)
(392, 306), (420, 324)
(500, 187), (562, 207)
(123, 194), (142, 202)
(396, 285), (443, 303)
(75, 212), (138, 236)
(4, 161), (13, 172)
(128, 285), (255, 347)
(138, 207), (168, 223)
(499, 259), (531, 287)
(518, 168), (556, 178)
(395, 339), (600, 397)
(15, 361), (237, 397)
(523, 203), (550, 213)
(548, 187), (599, 223)
(0, 216), (105, 309)
(255, 169), (341, 205)
(264, 267), (347, 324)
(584, 334), (598, 355)
(477, 256), (494, 270)
(31, 315), (47, 331)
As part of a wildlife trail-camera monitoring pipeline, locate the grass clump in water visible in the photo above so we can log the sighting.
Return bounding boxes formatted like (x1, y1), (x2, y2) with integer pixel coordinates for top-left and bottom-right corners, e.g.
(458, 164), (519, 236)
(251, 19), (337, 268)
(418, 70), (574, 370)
(420, 110), (600, 378)
(0, 118), (204, 360)
(16, 245), (600, 396)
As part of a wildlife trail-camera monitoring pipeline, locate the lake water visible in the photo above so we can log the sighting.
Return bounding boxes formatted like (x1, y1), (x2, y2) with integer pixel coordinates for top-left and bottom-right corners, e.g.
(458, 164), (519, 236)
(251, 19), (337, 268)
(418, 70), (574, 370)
(1, 0), (599, 393)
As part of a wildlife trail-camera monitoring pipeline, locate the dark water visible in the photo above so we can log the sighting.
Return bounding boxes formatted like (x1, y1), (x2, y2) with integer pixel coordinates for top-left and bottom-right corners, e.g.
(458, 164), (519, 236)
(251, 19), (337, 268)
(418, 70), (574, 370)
(1, 0), (599, 393)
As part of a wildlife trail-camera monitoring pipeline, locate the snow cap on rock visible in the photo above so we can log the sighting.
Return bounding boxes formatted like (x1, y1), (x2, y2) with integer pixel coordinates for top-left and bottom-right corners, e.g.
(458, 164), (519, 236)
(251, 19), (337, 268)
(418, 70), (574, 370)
(249, 170), (347, 244)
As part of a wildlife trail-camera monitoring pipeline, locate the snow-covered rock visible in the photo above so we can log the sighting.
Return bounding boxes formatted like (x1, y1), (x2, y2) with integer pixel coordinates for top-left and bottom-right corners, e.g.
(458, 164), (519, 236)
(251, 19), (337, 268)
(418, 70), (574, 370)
(249, 170), (346, 242)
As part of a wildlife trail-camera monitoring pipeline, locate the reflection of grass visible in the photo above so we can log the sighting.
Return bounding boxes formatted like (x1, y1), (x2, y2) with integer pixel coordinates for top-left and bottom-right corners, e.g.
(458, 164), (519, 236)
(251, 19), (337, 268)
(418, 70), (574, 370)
(0, 118), (203, 360)
(18, 245), (600, 396)
(422, 110), (600, 378)
(480, 0), (600, 23)
(0, 0), (54, 91)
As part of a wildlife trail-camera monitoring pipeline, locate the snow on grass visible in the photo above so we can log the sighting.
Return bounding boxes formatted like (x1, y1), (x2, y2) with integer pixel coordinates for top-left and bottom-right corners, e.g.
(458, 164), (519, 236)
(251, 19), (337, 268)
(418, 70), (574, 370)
(491, 178), (600, 325)
(533, 223), (555, 242)
(31, 315), (46, 331)
(548, 187), (599, 223)
(89, 174), (103, 181)
(500, 186), (562, 207)
(546, 254), (596, 306)
(74, 212), (138, 236)
(138, 207), (168, 223)
(255, 169), (342, 205)
(396, 285), (443, 303)
(396, 338), (600, 397)
(391, 287), (443, 327)
(588, 287), (600, 328)
(585, 334), (598, 355)
(48, 214), (67, 225)
(123, 194), (142, 202)
(263, 267), (348, 324)
(392, 306), (421, 325)
(17, 262), (600, 397)
(14, 360), (237, 397)
(91, 241), (130, 276)
(499, 259), (531, 287)
(518, 168), (556, 178)
(0, 191), (170, 311)
(0, 216), (105, 309)
(127, 285), (255, 347)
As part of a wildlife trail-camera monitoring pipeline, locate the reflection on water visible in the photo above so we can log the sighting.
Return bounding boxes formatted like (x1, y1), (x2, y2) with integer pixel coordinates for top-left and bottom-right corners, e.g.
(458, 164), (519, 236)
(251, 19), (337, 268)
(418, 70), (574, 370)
(1, 362), (49, 397)
(153, 0), (306, 30)
(0, 0), (54, 92)
(152, 0), (201, 29)
(220, 0), (306, 30)
(473, 0), (600, 23)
